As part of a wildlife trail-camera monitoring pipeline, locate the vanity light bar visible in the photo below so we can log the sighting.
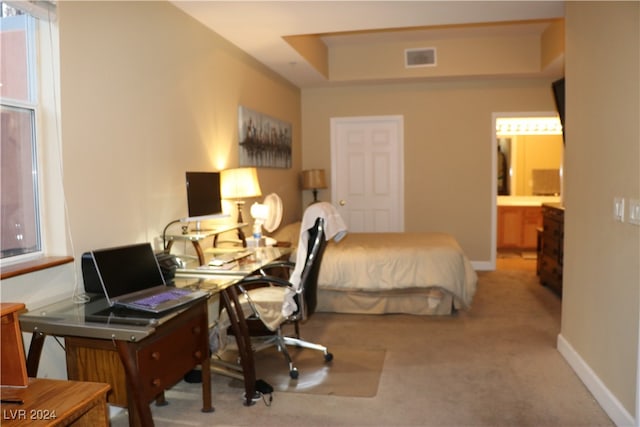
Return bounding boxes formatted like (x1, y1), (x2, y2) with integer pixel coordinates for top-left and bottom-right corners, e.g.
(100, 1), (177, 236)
(496, 117), (563, 136)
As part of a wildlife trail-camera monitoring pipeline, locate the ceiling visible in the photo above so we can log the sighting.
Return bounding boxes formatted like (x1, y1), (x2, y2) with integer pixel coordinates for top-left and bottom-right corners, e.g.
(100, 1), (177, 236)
(170, 1), (565, 88)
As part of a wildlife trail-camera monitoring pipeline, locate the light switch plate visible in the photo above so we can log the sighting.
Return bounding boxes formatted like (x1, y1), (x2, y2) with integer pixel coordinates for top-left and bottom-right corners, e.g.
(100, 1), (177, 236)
(613, 197), (625, 222)
(628, 199), (640, 226)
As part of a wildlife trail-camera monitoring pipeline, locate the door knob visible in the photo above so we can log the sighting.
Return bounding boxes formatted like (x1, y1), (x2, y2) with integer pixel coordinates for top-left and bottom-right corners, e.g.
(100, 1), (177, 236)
(339, 200), (346, 206)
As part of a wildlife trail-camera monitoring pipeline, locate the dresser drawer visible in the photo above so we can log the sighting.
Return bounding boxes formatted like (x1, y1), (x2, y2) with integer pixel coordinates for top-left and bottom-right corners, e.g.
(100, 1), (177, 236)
(543, 218), (563, 238)
(542, 205), (564, 221)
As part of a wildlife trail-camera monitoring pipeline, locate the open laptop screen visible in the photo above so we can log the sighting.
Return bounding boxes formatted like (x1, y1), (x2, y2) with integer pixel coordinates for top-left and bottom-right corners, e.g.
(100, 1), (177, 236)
(91, 243), (166, 299)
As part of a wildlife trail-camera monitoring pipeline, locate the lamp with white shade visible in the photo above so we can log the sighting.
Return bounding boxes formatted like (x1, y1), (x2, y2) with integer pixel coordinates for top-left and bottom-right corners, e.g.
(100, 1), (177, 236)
(221, 167), (262, 245)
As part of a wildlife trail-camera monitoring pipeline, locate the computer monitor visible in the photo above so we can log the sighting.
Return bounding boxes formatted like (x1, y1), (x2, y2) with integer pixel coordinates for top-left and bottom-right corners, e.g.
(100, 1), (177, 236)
(184, 171), (223, 231)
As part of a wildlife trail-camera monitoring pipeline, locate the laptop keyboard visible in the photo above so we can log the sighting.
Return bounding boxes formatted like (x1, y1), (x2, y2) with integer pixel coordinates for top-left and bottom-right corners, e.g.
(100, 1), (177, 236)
(133, 289), (191, 308)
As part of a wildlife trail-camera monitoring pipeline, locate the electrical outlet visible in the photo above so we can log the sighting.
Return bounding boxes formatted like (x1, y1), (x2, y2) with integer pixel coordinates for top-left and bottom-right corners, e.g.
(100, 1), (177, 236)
(613, 197), (625, 222)
(628, 199), (640, 226)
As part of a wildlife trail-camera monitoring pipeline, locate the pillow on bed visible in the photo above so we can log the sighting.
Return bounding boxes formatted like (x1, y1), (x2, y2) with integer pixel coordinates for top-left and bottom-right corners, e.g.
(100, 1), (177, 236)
(270, 221), (301, 247)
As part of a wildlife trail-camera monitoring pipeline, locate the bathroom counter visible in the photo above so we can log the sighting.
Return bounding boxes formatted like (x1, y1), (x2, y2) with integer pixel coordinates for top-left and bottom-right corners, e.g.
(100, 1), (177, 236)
(497, 196), (561, 207)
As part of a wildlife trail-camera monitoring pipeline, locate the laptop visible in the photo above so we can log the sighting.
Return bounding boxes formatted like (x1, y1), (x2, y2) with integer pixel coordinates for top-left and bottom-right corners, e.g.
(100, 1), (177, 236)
(90, 243), (209, 314)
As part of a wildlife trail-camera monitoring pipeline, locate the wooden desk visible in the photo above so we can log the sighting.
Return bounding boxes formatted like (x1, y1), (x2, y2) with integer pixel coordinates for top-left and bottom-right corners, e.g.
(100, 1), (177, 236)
(21, 299), (211, 427)
(0, 378), (110, 426)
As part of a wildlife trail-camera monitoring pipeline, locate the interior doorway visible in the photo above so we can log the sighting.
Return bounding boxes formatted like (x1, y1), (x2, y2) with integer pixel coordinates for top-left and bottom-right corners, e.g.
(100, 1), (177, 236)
(491, 112), (564, 270)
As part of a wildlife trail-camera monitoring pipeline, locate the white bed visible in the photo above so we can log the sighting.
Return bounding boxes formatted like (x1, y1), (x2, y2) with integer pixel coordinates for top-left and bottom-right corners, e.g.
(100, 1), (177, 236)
(272, 223), (478, 316)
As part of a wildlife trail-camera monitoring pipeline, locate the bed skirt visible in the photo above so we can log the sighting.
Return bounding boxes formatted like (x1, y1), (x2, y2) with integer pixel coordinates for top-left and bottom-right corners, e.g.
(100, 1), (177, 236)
(317, 288), (455, 316)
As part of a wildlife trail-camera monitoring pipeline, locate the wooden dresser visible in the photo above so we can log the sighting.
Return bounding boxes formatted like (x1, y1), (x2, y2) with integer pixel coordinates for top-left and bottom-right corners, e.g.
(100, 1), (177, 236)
(1, 302), (110, 426)
(537, 203), (564, 295)
(1, 303), (28, 387)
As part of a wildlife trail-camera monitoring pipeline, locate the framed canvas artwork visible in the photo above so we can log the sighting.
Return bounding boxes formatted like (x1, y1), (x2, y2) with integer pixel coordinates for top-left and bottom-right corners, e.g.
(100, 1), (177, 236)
(238, 106), (292, 169)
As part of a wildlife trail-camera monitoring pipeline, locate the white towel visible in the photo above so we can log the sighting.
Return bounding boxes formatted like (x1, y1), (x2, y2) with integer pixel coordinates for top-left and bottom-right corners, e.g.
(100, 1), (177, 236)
(282, 202), (347, 317)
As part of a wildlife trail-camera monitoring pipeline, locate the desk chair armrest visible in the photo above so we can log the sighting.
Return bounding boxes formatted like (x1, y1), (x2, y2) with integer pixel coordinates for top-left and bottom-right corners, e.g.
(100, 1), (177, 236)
(237, 274), (292, 289)
(263, 260), (295, 269)
(257, 261), (294, 277)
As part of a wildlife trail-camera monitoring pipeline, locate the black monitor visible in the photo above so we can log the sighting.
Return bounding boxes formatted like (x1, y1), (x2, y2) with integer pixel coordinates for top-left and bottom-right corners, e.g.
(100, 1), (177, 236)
(184, 172), (223, 230)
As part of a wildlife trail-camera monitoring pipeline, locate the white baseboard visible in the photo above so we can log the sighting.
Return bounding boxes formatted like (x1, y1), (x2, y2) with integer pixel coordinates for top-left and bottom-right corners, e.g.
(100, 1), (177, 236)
(557, 333), (636, 427)
(472, 260), (494, 271)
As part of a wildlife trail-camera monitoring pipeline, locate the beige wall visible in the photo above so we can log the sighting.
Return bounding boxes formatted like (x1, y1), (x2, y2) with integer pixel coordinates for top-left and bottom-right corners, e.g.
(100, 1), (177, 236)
(330, 33), (542, 82)
(561, 1), (640, 419)
(510, 134), (563, 196)
(302, 79), (557, 261)
(59, 1), (302, 257)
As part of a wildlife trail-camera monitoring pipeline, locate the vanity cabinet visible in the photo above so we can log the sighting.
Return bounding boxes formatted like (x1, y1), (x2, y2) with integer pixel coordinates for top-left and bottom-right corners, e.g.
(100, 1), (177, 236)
(537, 203), (564, 295)
(497, 206), (542, 250)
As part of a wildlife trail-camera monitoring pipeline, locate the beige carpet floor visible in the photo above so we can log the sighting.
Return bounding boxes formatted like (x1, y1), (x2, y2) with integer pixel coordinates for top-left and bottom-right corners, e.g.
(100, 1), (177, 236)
(110, 257), (615, 426)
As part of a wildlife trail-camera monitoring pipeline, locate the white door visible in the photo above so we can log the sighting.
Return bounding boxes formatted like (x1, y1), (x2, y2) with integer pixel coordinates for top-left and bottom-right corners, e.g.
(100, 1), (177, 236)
(330, 116), (404, 232)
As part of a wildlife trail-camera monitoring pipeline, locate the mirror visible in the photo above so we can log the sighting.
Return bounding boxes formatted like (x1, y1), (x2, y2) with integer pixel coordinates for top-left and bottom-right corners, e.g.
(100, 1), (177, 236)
(496, 116), (563, 197)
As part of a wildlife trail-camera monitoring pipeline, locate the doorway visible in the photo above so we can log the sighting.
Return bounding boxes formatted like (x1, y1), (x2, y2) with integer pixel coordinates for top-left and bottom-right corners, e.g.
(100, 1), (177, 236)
(330, 115), (404, 232)
(492, 112), (563, 268)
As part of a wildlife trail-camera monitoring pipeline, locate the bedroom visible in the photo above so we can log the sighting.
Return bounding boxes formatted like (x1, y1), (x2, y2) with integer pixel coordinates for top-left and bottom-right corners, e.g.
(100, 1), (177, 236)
(1, 1), (637, 425)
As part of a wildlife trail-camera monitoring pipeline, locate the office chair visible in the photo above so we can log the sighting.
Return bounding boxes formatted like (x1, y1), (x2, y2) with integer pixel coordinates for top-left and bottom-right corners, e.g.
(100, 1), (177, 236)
(231, 216), (333, 379)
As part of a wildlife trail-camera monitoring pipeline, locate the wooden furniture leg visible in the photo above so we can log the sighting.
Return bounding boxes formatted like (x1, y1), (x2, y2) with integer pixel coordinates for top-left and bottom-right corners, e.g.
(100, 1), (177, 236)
(220, 286), (256, 406)
(201, 353), (213, 412)
(115, 340), (154, 427)
(25, 330), (45, 378)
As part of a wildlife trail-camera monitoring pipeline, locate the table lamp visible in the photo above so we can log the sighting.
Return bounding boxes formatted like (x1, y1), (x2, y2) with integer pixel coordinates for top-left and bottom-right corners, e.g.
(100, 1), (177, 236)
(302, 169), (327, 203)
(221, 167), (262, 224)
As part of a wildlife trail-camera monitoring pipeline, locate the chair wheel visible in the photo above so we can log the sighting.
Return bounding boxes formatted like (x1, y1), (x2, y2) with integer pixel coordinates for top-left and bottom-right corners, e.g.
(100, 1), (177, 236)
(324, 352), (333, 362)
(289, 369), (299, 379)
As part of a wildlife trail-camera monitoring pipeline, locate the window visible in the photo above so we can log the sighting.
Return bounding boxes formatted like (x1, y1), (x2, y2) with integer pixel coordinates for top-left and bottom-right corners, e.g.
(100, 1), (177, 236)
(0, 2), (47, 262)
(1, 105), (39, 259)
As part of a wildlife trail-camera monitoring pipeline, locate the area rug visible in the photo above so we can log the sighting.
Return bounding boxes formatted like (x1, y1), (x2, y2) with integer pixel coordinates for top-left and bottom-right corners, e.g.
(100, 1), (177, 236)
(219, 345), (386, 398)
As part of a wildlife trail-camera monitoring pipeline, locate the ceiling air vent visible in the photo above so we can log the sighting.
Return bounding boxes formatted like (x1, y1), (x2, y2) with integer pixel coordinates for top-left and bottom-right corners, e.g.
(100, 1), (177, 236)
(405, 48), (437, 68)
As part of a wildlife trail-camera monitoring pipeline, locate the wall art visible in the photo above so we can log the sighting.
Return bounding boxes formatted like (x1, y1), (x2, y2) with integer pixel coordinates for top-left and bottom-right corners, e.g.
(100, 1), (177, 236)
(238, 106), (292, 168)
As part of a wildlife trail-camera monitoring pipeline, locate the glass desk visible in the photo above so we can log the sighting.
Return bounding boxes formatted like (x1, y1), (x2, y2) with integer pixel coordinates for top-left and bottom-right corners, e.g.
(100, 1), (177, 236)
(19, 246), (292, 424)
(175, 246), (292, 278)
(165, 222), (249, 265)
(20, 295), (213, 427)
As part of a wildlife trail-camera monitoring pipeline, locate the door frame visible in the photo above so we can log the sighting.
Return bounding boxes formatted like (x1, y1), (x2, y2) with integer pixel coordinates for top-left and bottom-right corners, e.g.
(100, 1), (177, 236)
(330, 115), (405, 232)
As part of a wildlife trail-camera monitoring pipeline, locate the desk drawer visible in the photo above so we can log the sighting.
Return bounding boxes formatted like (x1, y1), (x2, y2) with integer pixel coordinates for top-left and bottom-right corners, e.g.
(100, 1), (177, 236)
(65, 302), (209, 407)
(137, 311), (208, 399)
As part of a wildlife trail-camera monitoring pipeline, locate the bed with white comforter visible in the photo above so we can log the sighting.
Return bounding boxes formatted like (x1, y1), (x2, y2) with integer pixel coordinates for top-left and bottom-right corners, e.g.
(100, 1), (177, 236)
(273, 224), (478, 315)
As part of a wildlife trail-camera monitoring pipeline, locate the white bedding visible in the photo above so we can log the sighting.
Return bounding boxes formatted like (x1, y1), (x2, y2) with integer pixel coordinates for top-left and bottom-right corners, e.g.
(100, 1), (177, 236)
(318, 232), (477, 308)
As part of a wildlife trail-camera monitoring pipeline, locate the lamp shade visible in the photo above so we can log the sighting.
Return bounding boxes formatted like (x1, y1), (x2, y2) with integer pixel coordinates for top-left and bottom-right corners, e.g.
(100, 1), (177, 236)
(221, 167), (262, 199)
(302, 169), (327, 190)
